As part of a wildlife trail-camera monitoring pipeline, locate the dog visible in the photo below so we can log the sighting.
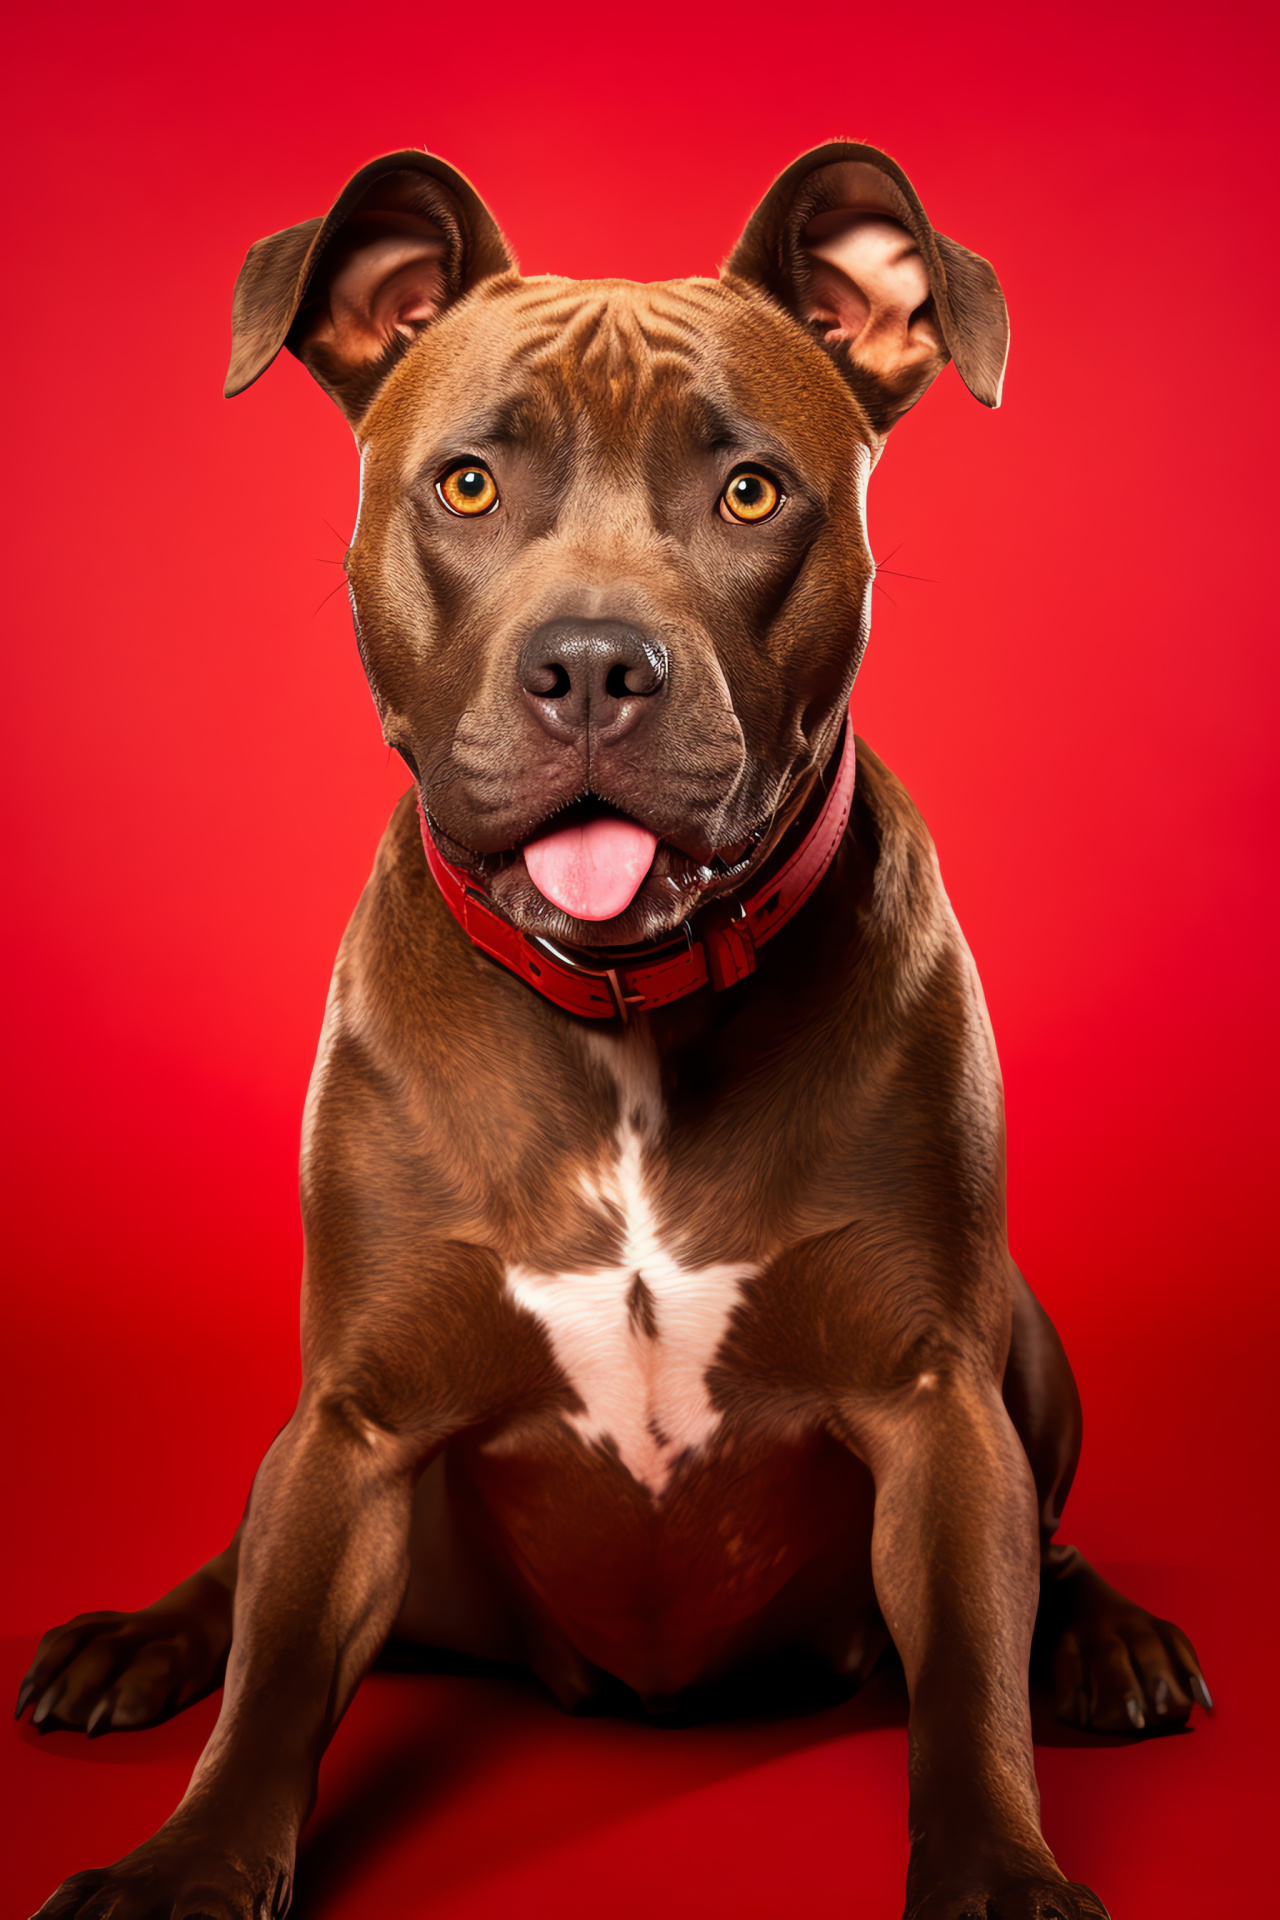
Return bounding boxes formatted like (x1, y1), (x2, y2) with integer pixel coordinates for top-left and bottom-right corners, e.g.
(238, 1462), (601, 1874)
(18, 141), (1209, 1920)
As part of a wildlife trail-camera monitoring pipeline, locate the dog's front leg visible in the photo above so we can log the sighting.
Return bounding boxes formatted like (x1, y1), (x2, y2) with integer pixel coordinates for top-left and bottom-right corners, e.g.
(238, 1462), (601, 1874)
(851, 1369), (1109, 1920)
(34, 1390), (423, 1920)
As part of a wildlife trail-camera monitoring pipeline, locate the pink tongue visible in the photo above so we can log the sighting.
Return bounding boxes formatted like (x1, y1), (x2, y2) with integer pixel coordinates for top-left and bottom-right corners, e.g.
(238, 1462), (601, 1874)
(524, 815), (659, 921)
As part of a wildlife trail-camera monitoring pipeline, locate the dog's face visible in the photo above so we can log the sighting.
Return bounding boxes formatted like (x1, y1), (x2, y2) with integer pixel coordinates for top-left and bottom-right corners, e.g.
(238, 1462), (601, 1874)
(347, 273), (873, 948)
(229, 146), (1007, 949)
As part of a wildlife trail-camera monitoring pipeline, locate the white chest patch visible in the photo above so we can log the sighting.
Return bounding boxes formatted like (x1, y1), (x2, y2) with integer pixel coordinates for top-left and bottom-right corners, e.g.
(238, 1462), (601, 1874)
(504, 1040), (757, 1497)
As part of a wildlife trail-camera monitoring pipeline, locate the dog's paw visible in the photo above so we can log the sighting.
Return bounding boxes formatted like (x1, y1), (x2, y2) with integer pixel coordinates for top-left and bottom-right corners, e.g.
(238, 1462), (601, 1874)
(1037, 1545), (1211, 1735)
(907, 1877), (1109, 1919)
(15, 1594), (230, 1736)
(30, 1821), (292, 1920)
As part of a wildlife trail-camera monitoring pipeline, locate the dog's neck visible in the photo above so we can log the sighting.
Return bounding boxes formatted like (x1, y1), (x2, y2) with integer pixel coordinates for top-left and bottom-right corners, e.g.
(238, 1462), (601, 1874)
(418, 706), (856, 1026)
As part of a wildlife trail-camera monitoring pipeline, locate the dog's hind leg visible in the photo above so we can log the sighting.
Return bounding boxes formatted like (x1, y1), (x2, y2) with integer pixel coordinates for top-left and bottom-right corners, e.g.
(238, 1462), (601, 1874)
(1001, 1266), (1083, 1561)
(15, 1534), (239, 1736)
(1003, 1267), (1212, 1734)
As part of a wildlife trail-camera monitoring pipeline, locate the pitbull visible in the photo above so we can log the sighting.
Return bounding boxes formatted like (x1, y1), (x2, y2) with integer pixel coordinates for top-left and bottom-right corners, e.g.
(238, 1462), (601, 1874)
(18, 141), (1208, 1920)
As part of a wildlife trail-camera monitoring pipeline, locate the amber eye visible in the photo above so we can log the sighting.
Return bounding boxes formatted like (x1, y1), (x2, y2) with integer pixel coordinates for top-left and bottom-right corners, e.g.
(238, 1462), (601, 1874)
(437, 463), (499, 516)
(720, 468), (783, 524)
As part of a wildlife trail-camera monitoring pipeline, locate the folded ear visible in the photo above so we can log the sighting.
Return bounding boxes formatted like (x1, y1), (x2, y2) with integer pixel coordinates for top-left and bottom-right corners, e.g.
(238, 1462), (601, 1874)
(725, 141), (1008, 432)
(225, 150), (514, 421)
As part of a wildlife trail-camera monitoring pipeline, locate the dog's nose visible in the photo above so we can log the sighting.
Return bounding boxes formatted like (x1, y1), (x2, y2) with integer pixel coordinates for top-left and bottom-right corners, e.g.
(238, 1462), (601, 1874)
(517, 620), (668, 741)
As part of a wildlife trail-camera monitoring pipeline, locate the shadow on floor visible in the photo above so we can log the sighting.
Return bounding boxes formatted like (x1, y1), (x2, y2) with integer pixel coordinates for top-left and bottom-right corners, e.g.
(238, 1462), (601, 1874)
(291, 1639), (1169, 1916)
(292, 1648), (911, 1916)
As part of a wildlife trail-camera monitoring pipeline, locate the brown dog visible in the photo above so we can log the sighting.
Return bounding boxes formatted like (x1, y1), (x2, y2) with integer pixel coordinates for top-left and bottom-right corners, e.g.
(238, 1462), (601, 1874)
(18, 142), (1208, 1920)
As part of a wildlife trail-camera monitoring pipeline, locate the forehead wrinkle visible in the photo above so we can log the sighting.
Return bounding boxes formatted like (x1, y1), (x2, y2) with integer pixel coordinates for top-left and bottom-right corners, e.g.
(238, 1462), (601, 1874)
(567, 306), (706, 429)
(440, 279), (733, 414)
(425, 280), (824, 482)
(462, 358), (771, 486)
(635, 286), (724, 345)
(527, 285), (712, 372)
(508, 297), (610, 372)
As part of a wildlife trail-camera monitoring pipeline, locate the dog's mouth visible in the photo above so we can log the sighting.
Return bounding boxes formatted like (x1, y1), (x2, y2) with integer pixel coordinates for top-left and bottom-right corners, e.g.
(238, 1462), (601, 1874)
(425, 793), (765, 948)
(523, 800), (660, 922)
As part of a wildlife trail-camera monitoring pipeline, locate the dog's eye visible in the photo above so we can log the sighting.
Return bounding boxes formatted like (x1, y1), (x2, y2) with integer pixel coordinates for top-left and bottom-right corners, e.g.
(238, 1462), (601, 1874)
(437, 463), (499, 516)
(720, 469), (783, 524)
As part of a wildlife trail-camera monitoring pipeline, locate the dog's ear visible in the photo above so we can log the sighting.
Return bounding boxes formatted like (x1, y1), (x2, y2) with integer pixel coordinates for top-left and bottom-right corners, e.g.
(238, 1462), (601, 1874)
(725, 142), (1008, 432)
(225, 151), (514, 421)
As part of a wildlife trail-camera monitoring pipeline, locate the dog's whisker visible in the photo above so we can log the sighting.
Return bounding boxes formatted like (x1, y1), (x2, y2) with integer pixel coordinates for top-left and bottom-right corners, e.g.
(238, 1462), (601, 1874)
(310, 580), (350, 618)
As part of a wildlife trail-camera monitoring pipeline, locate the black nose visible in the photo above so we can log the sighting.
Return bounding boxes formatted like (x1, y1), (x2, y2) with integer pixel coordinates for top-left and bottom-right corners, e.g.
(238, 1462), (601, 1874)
(517, 619), (668, 741)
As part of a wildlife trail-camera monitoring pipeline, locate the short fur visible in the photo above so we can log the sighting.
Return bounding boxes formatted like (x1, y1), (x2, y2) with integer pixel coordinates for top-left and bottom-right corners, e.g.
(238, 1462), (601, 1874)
(21, 142), (1204, 1920)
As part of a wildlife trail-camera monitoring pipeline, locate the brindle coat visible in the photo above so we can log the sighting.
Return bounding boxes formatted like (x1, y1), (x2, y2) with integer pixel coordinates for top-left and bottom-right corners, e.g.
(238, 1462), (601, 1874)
(20, 142), (1207, 1920)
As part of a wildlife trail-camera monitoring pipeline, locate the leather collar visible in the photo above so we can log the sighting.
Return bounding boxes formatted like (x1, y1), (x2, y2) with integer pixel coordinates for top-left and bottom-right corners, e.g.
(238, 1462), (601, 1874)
(417, 705), (856, 1022)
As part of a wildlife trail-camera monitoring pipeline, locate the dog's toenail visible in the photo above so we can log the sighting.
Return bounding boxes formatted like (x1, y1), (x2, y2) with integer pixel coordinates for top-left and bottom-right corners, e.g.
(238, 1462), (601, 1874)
(32, 1685), (61, 1727)
(1153, 1679), (1170, 1714)
(1125, 1696), (1145, 1729)
(86, 1694), (114, 1737)
(1189, 1672), (1214, 1712)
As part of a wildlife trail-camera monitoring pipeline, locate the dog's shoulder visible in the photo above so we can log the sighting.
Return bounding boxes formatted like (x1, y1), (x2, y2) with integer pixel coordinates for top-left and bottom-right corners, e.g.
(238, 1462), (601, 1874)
(828, 738), (1002, 1159)
(844, 735), (961, 993)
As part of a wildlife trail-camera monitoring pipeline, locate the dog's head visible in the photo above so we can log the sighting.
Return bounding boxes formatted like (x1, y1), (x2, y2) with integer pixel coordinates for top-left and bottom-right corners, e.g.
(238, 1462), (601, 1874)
(228, 144), (1007, 948)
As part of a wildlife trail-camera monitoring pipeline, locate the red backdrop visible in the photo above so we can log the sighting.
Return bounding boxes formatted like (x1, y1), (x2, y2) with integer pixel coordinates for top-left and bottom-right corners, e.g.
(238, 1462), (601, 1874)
(3, 2), (1276, 1914)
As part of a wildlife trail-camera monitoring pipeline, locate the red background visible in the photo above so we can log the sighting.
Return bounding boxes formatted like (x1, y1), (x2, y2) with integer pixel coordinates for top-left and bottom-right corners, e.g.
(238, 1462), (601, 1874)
(2, 1), (1276, 1913)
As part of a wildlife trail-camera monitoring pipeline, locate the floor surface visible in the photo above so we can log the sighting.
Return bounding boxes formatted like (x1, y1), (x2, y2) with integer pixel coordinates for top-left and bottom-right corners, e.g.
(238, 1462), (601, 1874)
(5, 1556), (1263, 1918)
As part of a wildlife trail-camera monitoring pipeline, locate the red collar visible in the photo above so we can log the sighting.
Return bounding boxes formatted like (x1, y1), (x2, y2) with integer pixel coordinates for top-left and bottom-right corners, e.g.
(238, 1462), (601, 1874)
(417, 708), (856, 1022)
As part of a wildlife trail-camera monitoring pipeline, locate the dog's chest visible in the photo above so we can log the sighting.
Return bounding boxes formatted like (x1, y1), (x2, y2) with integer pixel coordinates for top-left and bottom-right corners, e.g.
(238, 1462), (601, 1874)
(502, 1040), (758, 1498)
